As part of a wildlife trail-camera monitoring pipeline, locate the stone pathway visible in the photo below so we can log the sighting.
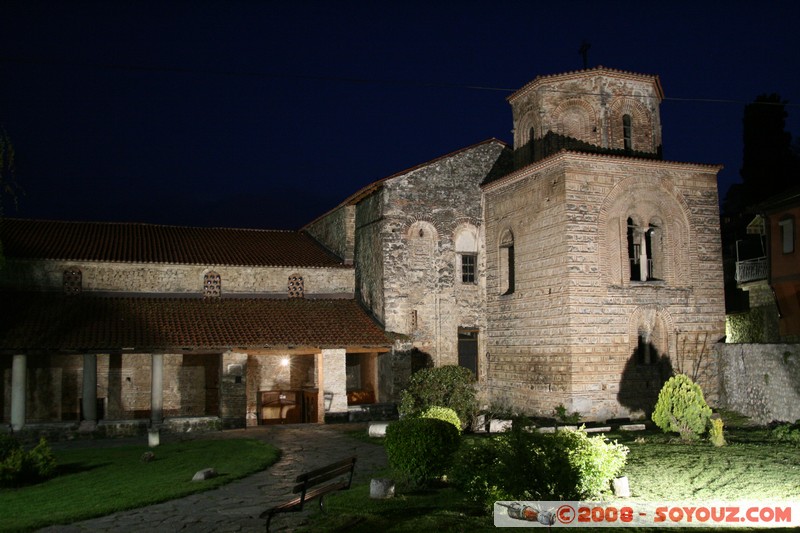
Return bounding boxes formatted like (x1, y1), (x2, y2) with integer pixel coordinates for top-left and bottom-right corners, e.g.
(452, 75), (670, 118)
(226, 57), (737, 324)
(37, 423), (387, 533)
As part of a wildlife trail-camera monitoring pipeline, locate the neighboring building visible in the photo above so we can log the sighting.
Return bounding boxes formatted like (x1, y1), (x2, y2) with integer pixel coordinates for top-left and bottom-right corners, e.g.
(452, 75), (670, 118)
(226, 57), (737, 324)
(734, 188), (800, 342)
(0, 220), (396, 432)
(1, 67), (727, 431)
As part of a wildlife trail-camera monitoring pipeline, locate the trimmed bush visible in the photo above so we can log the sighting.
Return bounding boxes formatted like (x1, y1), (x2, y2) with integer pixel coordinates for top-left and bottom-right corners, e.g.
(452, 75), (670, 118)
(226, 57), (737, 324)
(449, 427), (628, 512)
(652, 374), (712, 441)
(771, 422), (800, 445)
(398, 365), (477, 429)
(385, 417), (460, 487)
(448, 436), (508, 511)
(0, 436), (57, 487)
(709, 418), (726, 447)
(419, 406), (462, 434)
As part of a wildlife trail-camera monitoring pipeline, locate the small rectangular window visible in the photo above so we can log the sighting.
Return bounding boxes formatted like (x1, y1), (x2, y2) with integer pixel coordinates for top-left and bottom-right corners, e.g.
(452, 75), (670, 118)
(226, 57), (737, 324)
(461, 254), (476, 283)
(779, 218), (795, 254)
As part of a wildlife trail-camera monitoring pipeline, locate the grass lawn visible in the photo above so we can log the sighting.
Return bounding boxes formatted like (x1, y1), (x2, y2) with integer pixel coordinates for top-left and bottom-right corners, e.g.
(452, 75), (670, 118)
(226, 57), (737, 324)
(299, 425), (800, 532)
(0, 438), (279, 532)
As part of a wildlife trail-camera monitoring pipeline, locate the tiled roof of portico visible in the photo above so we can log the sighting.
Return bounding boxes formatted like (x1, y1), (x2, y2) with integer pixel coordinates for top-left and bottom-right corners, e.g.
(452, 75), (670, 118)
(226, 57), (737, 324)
(0, 218), (349, 268)
(0, 292), (396, 353)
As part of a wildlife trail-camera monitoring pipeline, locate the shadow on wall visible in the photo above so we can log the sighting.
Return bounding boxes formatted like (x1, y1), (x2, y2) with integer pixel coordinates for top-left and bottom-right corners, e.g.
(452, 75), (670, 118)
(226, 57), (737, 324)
(410, 349), (433, 374)
(617, 342), (674, 417)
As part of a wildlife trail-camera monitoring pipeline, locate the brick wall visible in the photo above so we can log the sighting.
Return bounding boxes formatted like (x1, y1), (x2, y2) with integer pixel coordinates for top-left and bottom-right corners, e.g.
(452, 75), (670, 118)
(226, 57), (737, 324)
(484, 153), (725, 420)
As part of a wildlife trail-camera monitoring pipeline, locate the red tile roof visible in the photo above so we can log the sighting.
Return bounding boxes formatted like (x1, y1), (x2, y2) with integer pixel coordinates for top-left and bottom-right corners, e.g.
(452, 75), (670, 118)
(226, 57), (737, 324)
(0, 218), (349, 268)
(0, 292), (396, 352)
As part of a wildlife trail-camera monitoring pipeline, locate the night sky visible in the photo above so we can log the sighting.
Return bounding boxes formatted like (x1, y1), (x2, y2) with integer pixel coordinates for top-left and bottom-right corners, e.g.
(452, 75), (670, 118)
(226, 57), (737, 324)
(2, 1), (799, 230)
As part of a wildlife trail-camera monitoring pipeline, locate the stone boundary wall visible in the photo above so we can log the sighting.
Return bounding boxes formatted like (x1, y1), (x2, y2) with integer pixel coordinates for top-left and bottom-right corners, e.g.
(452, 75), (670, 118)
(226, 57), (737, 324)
(716, 343), (800, 424)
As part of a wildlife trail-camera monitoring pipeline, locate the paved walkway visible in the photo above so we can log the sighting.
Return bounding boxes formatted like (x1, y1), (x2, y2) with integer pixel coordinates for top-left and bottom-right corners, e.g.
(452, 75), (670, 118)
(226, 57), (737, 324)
(37, 423), (388, 533)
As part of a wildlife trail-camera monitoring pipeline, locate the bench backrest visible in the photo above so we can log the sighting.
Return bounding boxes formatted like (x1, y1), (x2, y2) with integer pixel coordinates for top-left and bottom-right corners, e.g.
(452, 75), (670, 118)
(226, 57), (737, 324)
(292, 456), (357, 495)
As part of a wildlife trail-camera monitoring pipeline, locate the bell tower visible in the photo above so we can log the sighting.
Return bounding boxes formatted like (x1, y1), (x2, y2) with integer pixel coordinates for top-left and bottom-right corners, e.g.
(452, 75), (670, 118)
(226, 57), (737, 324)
(507, 67), (664, 168)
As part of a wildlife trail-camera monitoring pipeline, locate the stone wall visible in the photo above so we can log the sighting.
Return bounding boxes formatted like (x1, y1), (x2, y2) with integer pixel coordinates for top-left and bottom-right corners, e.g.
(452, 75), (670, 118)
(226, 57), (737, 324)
(1, 259), (354, 296)
(354, 192), (385, 323)
(304, 205), (356, 265)
(484, 161), (573, 414)
(323, 349), (347, 414)
(484, 153), (725, 421)
(369, 141), (506, 371)
(717, 343), (800, 424)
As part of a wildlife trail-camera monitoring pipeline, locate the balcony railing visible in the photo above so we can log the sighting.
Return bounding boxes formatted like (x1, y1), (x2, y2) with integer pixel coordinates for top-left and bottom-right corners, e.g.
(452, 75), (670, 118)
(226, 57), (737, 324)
(735, 257), (768, 283)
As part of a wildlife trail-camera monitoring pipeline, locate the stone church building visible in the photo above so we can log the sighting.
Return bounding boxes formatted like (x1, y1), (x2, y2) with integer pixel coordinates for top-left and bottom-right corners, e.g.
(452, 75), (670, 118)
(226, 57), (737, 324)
(1, 67), (726, 433)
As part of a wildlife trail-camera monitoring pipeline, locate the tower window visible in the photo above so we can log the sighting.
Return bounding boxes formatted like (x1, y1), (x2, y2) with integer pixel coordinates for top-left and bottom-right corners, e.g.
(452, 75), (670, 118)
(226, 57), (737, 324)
(627, 218), (661, 282)
(623, 114), (632, 151)
(500, 229), (515, 295)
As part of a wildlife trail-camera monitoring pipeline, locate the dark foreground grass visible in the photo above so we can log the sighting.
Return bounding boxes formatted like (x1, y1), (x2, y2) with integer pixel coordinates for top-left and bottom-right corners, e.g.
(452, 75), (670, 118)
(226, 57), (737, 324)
(0, 438), (279, 532)
(300, 427), (800, 532)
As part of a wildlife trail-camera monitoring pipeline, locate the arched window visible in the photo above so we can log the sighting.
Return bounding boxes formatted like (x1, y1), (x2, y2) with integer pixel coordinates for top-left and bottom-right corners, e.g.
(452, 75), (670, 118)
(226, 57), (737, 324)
(455, 227), (478, 284)
(204, 271), (221, 298)
(529, 126), (537, 162)
(623, 114), (632, 151)
(499, 229), (515, 295)
(627, 217), (662, 282)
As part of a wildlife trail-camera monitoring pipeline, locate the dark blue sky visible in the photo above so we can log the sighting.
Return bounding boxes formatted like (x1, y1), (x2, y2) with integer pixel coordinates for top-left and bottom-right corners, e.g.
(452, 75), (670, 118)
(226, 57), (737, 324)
(2, 1), (799, 229)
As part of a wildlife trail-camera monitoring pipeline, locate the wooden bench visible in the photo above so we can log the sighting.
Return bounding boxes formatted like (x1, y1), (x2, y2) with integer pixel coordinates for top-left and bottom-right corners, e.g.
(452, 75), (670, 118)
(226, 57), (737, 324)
(261, 456), (357, 532)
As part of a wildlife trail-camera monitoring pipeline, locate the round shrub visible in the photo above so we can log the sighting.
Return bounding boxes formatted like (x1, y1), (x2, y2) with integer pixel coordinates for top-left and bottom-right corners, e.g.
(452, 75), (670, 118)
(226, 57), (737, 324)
(385, 417), (460, 486)
(652, 374), (712, 441)
(449, 427), (628, 511)
(419, 406), (462, 434)
(398, 365), (477, 429)
(448, 436), (509, 512)
(0, 437), (56, 487)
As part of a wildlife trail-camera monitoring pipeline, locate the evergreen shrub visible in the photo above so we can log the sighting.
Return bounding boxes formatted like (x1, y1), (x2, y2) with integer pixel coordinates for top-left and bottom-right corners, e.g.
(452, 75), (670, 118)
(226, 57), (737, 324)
(385, 417), (460, 487)
(651, 374), (712, 441)
(419, 406), (462, 434)
(771, 422), (800, 444)
(449, 427), (628, 512)
(0, 436), (57, 487)
(709, 418), (726, 447)
(398, 365), (477, 429)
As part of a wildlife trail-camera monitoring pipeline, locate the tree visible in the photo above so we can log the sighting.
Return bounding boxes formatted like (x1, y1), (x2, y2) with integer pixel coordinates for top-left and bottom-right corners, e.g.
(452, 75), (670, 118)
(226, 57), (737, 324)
(737, 94), (800, 206)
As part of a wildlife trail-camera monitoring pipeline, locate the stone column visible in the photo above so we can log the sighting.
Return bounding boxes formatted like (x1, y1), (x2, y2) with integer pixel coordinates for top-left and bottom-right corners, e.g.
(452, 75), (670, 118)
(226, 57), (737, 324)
(639, 230), (649, 281)
(81, 353), (98, 424)
(322, 349), (348, 414)
(315, 352), (325, 423)
(151, 353), (164, 425)
(10, 354), (26, 431)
